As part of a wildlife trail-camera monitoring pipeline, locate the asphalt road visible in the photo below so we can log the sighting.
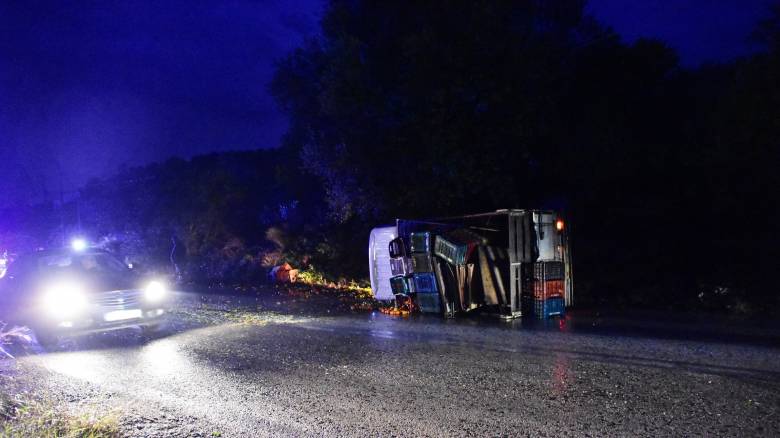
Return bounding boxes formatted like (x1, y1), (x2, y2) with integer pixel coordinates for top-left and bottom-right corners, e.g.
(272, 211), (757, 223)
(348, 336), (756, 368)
(4, 292), (780, 437)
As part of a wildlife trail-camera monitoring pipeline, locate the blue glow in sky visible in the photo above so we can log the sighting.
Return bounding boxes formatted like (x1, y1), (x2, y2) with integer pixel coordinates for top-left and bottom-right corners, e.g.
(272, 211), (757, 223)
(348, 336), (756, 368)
(0, 0), (773, 206)
(588, 0), (773, 66)
(0, 0), (323, 205)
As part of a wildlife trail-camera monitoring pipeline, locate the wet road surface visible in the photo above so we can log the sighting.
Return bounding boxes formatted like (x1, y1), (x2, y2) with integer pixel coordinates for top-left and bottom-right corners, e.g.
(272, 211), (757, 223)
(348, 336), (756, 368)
(5, 292), (780, 436)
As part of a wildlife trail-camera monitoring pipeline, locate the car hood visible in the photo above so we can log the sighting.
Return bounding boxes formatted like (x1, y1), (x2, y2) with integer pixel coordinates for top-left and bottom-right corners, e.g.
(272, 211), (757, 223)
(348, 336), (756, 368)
(84, 272), (142, 293)
(35, 271), (143, 295)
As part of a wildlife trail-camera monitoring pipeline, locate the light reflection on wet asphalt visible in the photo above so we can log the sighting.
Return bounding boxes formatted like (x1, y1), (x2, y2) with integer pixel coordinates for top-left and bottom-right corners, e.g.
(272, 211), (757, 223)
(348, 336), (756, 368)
(11, 291), (780, 437)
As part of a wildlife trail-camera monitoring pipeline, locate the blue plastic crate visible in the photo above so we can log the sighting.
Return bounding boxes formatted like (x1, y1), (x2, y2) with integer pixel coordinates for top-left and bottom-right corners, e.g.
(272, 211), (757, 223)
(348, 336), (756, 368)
(433, 229), (484, 265)
(411, 272), (437, 294)
(390, 257), (410, 276)
(389, 275), (411, 295)
(433, 236), (466, 265)
(410, 253), (433, 273)
(389, 237), (407, 258)
(529, 297), (565, 319)
(409, 232), (433, 254)
(415, 292), (441, 314)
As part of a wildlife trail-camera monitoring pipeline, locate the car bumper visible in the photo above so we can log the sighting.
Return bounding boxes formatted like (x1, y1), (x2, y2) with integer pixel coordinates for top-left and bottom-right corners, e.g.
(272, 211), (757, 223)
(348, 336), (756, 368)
(41, 307), (168, 334)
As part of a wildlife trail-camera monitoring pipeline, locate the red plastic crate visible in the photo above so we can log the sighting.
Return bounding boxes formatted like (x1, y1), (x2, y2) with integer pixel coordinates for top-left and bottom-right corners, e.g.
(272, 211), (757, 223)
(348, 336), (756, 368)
(528, 279), (564, 300)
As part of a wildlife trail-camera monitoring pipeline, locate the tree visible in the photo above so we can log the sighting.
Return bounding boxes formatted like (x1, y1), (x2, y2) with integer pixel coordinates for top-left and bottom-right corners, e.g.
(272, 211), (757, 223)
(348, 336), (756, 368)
(272, 0), (780, 311)
(272, 0), (605, 222)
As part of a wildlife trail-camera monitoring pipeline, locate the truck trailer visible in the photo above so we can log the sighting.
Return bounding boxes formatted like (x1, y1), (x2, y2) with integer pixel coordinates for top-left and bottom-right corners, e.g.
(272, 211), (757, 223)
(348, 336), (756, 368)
(368, 209), (573, 319)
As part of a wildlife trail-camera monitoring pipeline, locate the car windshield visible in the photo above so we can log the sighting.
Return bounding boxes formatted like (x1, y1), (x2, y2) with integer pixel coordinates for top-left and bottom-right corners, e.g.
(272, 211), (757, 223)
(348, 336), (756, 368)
(37, 253), (128, 275)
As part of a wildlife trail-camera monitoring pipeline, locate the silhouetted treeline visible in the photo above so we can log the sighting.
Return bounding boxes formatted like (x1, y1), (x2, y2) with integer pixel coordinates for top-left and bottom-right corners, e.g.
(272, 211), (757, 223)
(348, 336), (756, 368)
(270, 0), (780, 314)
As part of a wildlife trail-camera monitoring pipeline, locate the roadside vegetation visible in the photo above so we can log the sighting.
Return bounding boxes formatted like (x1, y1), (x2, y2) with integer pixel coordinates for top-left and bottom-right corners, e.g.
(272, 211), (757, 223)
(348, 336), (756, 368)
(0, 394), (119, 438)
(0, 325), (119, 438)
(0, 325), (30, 360)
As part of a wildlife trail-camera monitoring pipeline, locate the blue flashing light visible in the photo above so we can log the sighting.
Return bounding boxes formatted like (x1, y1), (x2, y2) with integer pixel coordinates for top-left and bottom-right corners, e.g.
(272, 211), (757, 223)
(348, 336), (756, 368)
(71, 238), (88, 252)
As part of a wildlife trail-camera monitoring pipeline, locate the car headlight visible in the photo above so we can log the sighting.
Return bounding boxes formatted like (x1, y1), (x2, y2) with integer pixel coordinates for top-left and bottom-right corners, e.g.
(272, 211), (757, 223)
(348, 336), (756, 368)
(144, 281), (167, 303)
(42, 283), (88, 319)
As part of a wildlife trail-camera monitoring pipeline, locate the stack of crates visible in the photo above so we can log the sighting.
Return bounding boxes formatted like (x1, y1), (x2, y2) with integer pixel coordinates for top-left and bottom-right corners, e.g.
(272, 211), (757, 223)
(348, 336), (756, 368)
(408, 232), (441, 314)
(522, 261), (565, 319)
(388, 237), (412, 298)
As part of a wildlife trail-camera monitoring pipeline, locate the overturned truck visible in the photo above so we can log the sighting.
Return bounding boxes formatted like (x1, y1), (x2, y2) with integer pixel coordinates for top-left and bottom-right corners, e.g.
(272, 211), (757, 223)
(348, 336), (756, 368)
(369, 209), (573, 319)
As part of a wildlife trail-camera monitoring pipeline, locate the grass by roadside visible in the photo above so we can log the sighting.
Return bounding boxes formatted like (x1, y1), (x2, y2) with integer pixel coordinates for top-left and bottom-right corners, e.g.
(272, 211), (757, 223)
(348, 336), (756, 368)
(0, 324), (119, 437)
(175, 306), (310, 327)
(183, 280), (379, 316)
(0, 392), (119, 438)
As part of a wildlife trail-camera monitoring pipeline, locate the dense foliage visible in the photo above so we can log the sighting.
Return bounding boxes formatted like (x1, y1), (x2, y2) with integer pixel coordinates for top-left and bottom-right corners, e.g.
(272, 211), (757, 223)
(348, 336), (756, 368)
(271, 0), (780, 314)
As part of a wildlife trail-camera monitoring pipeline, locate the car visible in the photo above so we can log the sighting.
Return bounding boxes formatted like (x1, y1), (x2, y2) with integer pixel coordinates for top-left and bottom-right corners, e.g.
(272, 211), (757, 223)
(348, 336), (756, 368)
(0, 246), (170, 347)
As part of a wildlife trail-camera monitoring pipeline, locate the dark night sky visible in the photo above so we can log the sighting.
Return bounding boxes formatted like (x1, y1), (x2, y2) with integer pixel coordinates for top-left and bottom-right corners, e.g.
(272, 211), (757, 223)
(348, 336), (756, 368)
(0, 0), (773, 206)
